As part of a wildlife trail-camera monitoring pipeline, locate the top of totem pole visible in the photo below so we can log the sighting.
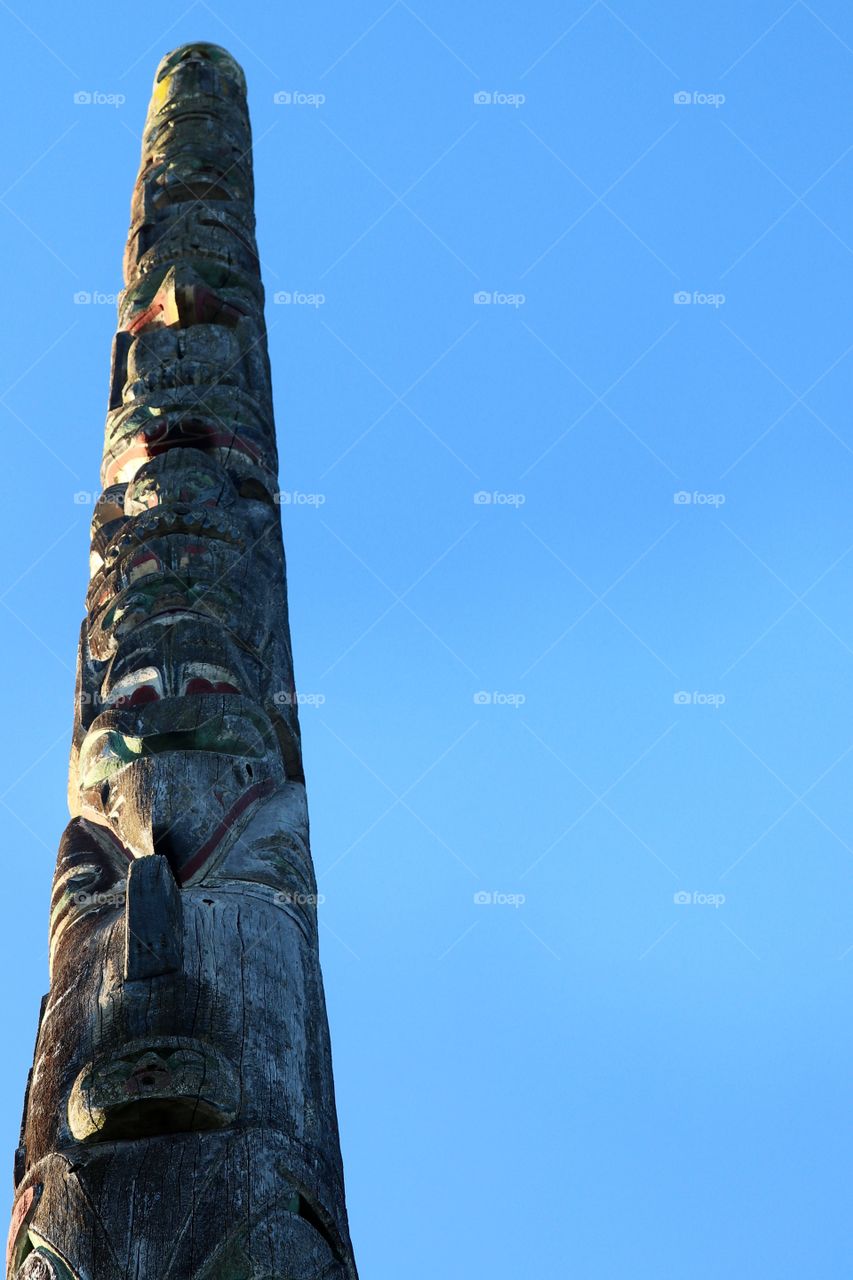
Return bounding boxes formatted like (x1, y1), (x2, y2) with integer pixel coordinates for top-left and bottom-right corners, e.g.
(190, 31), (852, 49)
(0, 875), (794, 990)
(153, 41), (247, 94)
(143, 43), (249, 142)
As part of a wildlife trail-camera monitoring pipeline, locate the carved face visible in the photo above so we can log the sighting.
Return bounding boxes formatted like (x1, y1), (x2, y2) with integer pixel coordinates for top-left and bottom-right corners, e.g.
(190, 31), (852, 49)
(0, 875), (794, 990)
(29, 784), (335, 1163)
(13, 747), (352, 1276)
(124, 449), (235, 514)
(11, 1137), (350, 1279)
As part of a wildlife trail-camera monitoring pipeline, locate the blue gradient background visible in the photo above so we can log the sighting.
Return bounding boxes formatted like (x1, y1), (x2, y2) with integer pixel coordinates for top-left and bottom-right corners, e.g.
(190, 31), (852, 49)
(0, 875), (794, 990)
(0, 2), (851, 1276)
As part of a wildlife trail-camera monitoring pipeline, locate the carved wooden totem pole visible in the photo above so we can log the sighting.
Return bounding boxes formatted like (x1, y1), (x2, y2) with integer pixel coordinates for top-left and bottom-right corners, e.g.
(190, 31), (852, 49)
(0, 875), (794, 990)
(6, 43), (358, 1280)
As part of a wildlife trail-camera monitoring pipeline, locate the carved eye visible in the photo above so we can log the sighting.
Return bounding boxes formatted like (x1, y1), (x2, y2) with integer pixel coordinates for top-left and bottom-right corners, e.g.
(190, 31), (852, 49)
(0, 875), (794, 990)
(50, 860), (127, 964)
(52, 862), (125, 919)
(128, 685), (159, 706)
(182, 664), (241, 696)
(105, 667), (163, 708)
(184, 677), (240, 696)
(64, 865), (101, 894)
(127, 550), (160, 583)
(68, 875), (125, 909)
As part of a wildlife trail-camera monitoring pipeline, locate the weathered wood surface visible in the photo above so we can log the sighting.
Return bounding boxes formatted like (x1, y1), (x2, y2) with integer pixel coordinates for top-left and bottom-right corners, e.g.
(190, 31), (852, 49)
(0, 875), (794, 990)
(7, 43), (357, 1280)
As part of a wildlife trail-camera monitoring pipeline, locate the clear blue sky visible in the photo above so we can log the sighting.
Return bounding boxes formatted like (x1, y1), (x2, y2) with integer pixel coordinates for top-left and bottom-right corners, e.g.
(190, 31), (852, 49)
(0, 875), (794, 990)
(1, 2), (851, 1276)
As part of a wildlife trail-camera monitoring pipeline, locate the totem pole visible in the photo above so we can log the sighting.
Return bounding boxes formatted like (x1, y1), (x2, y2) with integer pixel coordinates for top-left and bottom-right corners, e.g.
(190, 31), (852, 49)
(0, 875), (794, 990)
(6, 43), (358, 1280)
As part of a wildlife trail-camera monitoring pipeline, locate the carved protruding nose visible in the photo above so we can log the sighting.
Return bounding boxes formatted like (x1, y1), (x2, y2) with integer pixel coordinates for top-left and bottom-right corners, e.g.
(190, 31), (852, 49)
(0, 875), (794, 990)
(123, 854), (183, 981)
